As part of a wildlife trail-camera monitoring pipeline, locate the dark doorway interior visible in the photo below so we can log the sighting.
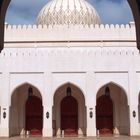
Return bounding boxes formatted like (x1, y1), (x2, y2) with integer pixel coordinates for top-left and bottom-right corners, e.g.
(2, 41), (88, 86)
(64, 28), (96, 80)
(26, 96), (43, 135)
(96, 95), (113, 135)
(61, 96), (78, 136)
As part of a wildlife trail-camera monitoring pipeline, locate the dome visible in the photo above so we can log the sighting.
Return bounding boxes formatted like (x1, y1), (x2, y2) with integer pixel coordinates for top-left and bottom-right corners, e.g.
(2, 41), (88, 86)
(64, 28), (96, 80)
(37, 0), (101, 27)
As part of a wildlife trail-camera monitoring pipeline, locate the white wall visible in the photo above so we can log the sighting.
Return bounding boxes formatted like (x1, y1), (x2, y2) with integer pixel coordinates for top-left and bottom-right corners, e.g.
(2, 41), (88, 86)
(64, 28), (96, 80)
(0, 23), (140, 137)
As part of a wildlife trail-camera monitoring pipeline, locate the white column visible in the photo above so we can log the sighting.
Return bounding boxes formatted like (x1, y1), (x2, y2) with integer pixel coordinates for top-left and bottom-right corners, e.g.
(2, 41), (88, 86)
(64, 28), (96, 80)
(128, 71), (140, 136)
(86, 71), (96, 136)
(86, 106), (96, 136)
(0, 106), (10, 137)
(43, 106), (53, 137)
(43, 72), (53, 137)
(0, 72), (10, 137)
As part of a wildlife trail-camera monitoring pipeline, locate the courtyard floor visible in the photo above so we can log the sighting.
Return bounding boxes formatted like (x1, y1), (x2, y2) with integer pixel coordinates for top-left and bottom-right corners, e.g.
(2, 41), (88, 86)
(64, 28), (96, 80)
(0, 136), (140, 140)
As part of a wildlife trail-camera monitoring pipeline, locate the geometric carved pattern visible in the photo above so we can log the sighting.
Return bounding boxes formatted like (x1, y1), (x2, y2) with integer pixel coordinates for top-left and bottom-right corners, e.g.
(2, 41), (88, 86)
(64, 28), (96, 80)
(37, 0), (101, 27)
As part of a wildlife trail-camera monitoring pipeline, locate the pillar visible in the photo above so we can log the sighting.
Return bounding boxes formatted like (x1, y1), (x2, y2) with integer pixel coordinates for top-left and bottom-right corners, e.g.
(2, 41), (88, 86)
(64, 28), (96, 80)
(43, 106), (53, 137)
(0, 72), (10, 137)
(43, 72), (53, 137)
(0, 106), (10, 137)
(128, 70), (140, 136)
(86, 71), (96, 136)
(86, 106), (96, 136)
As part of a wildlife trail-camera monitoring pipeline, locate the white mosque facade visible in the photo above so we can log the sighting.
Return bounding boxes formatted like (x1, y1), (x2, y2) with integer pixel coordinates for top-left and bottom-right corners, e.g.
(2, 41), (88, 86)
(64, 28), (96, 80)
(0, 0), (140, 137)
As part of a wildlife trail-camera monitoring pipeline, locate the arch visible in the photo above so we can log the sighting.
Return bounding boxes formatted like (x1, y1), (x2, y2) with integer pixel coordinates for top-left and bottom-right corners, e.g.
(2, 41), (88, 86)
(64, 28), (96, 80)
(53, 82), (86, 137)
(9, 82), (43, 136)
(96, 82), (130, 135)
(53, 82), (85, 103)
(10, 82), (42, 106)
(96, 81), (128, 104)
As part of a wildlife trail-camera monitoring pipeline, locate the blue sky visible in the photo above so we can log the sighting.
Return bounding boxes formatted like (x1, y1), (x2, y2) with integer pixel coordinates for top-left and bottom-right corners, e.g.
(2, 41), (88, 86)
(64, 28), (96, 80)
(5, 0), (133, 25)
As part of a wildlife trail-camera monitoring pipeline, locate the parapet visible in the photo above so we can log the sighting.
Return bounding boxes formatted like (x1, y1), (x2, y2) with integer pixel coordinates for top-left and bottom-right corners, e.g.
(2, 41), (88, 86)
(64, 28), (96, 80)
(4, 22), (136, 45)
(5, 22), (135, 30)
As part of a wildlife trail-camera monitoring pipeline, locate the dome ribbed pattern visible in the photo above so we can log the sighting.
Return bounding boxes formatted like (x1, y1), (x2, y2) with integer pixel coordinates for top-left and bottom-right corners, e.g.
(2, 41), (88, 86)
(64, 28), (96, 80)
(37, 0), (101, 27)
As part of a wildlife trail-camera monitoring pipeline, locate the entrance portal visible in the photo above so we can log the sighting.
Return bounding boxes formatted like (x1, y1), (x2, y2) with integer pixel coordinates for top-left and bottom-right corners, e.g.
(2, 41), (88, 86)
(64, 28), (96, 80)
(96, 95), (113, 135)
(61, 96), (78, 136)
(26, 96), (43, 135)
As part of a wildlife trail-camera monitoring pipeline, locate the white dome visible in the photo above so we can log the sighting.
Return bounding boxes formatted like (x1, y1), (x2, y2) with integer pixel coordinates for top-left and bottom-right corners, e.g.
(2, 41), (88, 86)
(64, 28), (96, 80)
(37, 0), (101, 27)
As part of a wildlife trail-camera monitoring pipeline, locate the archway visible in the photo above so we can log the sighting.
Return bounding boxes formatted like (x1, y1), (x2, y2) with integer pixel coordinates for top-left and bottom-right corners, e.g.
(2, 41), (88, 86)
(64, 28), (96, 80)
(61, 96), (78, 135)
(53, 83), (86, 137)
(9, 83), (43, 136)
(96, 82), (129, 136)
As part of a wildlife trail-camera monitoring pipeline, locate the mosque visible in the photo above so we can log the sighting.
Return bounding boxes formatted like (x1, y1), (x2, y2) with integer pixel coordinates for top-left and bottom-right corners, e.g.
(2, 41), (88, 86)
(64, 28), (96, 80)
(0, 0), (139, 137)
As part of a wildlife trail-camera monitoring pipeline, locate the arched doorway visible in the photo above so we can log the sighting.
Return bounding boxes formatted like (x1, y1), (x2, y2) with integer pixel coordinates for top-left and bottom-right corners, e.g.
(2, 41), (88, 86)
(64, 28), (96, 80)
(96, 83), (129, 136)
(53, 83), (86, 137)
(96, 94), (113, 135)
(61, 96), (78, 136)
(10, 83), (43, 136)
(26, 95), (43, 135)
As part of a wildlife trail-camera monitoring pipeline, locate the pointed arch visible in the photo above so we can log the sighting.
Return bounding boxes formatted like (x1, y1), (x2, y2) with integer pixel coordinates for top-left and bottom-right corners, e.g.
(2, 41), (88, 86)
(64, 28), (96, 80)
(96, 81), (128, 105)
(53, 82), (86, 136)
(10, 82), (43, 136)
(10, 82), (42, 106)
(96, 82), (130, 135)
(53, 82), (86, 105)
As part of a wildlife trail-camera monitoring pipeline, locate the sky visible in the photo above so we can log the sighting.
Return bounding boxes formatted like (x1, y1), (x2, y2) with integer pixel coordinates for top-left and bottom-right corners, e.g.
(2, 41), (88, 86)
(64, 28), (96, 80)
(5, 0), (133, 25)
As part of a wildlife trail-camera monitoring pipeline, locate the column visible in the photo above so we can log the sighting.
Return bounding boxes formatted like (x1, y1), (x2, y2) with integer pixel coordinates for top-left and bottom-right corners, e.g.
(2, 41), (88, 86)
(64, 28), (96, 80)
(43, 106), (53, 137)
(86, 106), (96, 136)
(86, 71), (96, 136)
(0, 106), (10, 137)
(128, 70), (140, 136)
(0, 72), (10, 137)
(43, 72), (53, 137)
